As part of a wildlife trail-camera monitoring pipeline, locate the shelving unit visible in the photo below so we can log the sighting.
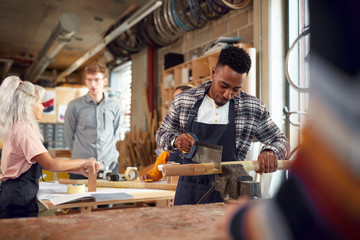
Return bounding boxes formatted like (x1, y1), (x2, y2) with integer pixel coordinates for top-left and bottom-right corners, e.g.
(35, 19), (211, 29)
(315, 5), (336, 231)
(161, 44), (256, 120)
(40, 123), (67, 149)
(38, 86), (87, 150)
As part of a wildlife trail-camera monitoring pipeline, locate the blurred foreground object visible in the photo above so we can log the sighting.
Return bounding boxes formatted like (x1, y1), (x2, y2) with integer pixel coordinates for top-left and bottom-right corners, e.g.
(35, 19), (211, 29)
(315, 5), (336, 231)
(218, 0), (360, 239)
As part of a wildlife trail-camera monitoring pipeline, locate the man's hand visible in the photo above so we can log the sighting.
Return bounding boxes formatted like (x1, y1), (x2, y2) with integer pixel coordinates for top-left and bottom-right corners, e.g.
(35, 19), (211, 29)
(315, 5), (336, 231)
(257, 151), (278, 174)
(139, 174), (152, 181)
(174, 133), (195, 153)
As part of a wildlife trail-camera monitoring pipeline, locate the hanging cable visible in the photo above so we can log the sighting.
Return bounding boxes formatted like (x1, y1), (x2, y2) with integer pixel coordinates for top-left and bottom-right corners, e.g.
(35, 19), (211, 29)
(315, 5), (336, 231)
(285, 25), (311, 93)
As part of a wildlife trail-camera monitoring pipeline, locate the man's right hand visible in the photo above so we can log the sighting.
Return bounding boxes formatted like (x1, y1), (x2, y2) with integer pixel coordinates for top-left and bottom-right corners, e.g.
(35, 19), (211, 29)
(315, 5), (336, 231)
(174, 133), (195, 153)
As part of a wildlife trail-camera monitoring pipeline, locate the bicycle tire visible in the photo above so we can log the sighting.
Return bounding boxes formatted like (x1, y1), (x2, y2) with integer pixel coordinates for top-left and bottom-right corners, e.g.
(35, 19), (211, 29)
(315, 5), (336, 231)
(104, 24), (133, 57)
(171, 0), (194, 31)
(179, 0), (206, 29)
(154, 6), (179, 42)
(188, 0), (208, 28)
(144, 15), (177, 47)
(213, 0), (232, 10)
(220, 0), (252, 10)
(207, 0), (229, 15)
(104, 14), (145, 55)
(138, 19), (156, 47)
(196, 0), (221, 20)
(106, 41), (132, 58)
(113, 26), (145, 53)
(164, 0), (184, 35)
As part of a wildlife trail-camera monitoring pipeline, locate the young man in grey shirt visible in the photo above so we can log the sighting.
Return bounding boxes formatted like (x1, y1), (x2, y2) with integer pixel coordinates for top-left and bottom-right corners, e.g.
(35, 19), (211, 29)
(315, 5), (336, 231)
(64, 63), (121, 179)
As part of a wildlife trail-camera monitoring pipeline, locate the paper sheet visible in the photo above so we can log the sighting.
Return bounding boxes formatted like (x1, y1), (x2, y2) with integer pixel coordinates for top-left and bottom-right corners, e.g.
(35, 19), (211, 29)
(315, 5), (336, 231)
(37, 181), (168, 205)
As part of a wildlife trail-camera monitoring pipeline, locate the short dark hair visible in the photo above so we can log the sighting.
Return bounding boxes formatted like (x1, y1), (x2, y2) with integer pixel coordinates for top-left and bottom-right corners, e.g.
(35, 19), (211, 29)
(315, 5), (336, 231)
(175, 84), (193, 91)
(216, 46), (251, 74)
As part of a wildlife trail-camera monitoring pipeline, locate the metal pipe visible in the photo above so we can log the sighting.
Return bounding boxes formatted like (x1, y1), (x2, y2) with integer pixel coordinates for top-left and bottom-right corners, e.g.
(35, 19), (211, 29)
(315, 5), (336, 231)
(56, 0), (163, 83)
(148, 45), (154, 115)
(25, 12), (80, 83)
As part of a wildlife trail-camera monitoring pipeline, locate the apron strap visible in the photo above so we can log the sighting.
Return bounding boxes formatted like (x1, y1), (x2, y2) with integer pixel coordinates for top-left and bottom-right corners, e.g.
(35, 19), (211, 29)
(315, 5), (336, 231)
(228, 100), (235, 124)
(186, 86), (211, 132)
(186, 98), (203, 132)
(186, 87), (236, 131)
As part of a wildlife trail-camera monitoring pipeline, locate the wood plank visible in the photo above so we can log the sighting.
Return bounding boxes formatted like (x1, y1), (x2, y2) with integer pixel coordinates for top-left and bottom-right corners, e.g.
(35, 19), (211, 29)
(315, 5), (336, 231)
(58, 178), (177, 191)
(87, 165), (97, 192)
(162, 160), (293, 176)
(0, 203), (226, 240)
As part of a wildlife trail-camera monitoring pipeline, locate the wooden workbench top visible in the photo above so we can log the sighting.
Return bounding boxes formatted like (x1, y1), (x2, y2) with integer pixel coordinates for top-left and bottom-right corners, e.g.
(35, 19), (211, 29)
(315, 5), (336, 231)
(0, 203), (226, 239)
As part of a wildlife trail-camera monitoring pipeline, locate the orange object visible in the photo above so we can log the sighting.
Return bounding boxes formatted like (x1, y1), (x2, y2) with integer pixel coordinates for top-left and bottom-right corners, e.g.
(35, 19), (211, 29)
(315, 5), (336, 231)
(147, 151), (170, 181)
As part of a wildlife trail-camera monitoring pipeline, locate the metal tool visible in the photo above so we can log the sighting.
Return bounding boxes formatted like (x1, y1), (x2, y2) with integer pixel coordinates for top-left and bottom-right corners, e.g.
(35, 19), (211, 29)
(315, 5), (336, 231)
(163, 160), (292, 200)
(182, 132), (223, 169)
(96, 161), (117, 180)
(106, 167), (138, 181)
(215, 164), (261, 201)
(178, 133), (261, 201)
(107, 173), (126, 181)
(96, 161), (112, 180)
(178, 133), (259, 203)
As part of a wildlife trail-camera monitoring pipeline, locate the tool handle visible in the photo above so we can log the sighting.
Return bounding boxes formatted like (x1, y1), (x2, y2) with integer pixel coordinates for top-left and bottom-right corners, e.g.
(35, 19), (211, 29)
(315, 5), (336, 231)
(162, 160), (293, 176)
(181, 132), (198, 159)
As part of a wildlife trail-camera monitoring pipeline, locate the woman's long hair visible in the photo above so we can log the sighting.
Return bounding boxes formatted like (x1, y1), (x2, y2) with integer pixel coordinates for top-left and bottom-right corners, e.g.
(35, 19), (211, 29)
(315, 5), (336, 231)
(0, 76), (45, 141)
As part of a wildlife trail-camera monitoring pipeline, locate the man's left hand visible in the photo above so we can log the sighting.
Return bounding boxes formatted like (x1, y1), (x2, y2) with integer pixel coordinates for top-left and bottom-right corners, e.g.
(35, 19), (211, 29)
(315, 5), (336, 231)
(257, 151), (278, 174)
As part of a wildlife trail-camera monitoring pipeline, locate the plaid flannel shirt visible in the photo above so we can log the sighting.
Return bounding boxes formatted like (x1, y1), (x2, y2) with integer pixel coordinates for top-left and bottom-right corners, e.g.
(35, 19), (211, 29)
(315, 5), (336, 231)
(156, 81), (290, 160)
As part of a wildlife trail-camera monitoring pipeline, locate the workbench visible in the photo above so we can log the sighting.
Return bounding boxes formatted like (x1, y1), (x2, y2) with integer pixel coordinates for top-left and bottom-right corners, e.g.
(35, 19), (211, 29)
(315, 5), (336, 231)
(38, 182), (175, 214)
(0, 203), (226, 239)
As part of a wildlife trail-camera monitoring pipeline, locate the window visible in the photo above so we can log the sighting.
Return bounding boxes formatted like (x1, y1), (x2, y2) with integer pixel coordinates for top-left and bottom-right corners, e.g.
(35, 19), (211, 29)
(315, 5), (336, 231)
(110, 61), (132, 140)
(286, 0), (310, 148)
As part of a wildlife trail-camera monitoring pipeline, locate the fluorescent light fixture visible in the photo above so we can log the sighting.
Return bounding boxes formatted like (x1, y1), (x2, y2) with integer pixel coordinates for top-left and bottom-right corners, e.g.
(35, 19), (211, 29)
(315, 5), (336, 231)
(57, 0), (162, 83)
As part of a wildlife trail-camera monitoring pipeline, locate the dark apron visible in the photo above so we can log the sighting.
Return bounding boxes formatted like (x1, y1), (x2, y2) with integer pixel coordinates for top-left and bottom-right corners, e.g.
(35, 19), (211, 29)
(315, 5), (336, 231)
(174, 89), (238, 205)
(0, 163), (42, 218)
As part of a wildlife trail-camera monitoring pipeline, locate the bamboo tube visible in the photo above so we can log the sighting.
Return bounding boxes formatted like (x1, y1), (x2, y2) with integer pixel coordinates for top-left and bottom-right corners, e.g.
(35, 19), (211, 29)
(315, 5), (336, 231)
(162, 160), (293, 177)
(58, 178), (177, 191)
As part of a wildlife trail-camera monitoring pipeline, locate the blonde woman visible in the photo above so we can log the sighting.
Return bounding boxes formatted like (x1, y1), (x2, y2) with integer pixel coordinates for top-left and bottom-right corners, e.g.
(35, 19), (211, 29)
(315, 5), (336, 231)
(0, 76), (99, 219)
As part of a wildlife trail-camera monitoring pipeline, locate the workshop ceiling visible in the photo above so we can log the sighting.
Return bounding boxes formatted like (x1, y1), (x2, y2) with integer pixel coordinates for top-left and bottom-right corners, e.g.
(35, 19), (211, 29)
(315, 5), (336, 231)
(0, 0), (148, 77)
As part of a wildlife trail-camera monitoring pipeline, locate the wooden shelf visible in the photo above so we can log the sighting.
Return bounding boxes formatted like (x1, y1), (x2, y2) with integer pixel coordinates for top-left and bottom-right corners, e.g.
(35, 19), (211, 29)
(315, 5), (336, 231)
(161, 43), (256, 120)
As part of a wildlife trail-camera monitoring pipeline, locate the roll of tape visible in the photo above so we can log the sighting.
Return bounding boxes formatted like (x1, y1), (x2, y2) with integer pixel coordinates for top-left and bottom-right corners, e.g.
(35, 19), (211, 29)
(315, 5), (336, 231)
(124, 167), (139, 181)
(67, 184), (85, 194)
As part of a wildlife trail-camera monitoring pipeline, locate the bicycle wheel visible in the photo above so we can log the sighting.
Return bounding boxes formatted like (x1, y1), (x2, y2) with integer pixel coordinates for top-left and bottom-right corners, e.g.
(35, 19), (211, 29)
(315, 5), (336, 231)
(220, 0), (252, 10)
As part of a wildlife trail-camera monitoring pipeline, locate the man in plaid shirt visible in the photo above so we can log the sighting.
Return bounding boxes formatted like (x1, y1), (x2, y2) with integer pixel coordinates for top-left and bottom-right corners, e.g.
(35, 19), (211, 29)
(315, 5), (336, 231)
(156, 46), (290, 205)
